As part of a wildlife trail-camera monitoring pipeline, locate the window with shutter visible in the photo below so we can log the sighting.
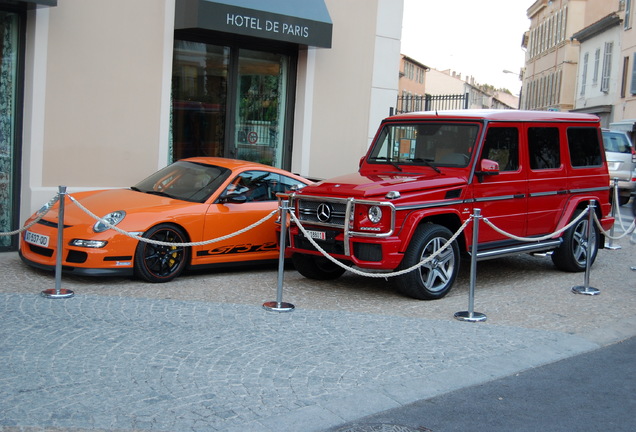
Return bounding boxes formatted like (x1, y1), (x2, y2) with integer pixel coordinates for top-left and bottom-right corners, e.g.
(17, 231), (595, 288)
(600, 42), (613, 93)
(631, 53), (636, 94)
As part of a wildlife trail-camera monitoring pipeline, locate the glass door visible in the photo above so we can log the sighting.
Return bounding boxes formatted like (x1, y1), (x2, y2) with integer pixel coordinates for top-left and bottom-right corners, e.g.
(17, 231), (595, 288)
(232, 49), (288, 167)
(172, 41), (229, 161)
(0, 11), (20, 250)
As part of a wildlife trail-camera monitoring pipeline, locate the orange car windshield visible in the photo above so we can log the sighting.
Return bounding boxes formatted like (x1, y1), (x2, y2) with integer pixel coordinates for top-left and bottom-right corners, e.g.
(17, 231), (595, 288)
(133, 161), (231, 203)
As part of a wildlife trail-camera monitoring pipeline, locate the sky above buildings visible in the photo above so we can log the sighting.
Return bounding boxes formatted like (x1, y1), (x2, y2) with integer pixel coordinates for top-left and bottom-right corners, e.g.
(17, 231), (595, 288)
(400, 0), (531, 95)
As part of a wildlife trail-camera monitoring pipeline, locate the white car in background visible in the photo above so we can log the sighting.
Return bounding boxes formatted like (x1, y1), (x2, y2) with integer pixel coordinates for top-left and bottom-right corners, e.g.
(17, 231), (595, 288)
(602, 129), (636, 206)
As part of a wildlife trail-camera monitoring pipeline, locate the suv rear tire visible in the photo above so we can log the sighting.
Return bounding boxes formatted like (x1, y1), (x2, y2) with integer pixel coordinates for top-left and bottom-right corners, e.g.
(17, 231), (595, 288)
(394, 223), (460, 300)
(551, 209), (599, 272)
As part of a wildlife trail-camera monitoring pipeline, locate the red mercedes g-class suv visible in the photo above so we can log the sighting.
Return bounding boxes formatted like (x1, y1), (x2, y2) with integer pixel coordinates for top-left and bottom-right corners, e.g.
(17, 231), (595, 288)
(287, 110), (614, 299)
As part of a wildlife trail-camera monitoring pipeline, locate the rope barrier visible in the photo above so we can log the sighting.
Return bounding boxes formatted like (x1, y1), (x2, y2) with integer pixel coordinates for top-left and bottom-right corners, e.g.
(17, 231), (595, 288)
(594, 213), (636, 240)
(0, 195), (59, 237)
(482, 209), (588, 242)
(594, 187), (636, 240)
(68, 194), (278, 247)
(289, 210), (471, 278)
(2, 188), (634, 283)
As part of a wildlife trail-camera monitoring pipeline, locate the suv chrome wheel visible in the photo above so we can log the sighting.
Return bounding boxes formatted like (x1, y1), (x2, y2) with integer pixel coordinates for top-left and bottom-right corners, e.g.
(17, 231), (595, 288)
(552, 210), (599, 272)
(394, 224), (459, 300)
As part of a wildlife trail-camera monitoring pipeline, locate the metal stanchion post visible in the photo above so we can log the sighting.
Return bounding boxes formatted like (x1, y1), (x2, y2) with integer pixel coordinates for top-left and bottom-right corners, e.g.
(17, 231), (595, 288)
(572, 201), (600, 296)
(455, 209), (486, 322)
(606, 178), (621, 250)
(263, 198), (294, 312)
(41, 186), (74, 299)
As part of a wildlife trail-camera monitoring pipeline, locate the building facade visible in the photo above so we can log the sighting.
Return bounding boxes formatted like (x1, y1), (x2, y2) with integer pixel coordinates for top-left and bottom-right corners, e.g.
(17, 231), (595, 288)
(0, 0), (404, 252)
(522, 0), (636, 140)
(521, 0), (584, 111)
(419, 68), (518, 110)
(612, 0), (636, 135)
(571, 12), (622, 127)
(396, 54), (428, 112)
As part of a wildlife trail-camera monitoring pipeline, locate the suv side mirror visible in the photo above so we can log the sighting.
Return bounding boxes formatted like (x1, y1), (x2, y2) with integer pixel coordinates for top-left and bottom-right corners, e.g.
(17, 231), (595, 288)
(475, 159), (500, 182)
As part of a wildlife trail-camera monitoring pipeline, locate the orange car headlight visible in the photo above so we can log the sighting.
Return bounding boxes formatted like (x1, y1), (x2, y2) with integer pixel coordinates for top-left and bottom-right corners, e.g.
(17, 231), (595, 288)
(93, 211), (126, 233)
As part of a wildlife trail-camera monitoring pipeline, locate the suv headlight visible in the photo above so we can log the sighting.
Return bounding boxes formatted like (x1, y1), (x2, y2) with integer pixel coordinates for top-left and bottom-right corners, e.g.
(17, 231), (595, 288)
(368, 205), (383, 224)
(93, 211), (126, 233)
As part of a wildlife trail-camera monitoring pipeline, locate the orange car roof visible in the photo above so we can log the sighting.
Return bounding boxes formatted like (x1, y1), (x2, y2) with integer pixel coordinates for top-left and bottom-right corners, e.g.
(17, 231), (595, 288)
(178, 157), (306, 178)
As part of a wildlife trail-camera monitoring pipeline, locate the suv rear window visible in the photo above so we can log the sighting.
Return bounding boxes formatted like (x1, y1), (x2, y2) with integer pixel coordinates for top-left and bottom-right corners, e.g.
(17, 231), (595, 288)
(567, 127), (603, 167)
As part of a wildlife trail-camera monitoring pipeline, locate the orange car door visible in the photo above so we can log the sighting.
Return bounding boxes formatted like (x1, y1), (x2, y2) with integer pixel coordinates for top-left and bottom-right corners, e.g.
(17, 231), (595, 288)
(195, 170), (282, 265)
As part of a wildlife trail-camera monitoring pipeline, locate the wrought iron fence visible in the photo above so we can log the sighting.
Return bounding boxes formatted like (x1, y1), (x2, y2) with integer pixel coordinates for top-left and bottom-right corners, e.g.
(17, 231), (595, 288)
(393, 93), (469, 115)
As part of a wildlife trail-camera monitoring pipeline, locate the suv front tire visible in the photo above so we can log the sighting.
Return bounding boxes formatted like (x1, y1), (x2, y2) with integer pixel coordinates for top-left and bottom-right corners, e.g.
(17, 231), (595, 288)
(394, 223), (460, 300)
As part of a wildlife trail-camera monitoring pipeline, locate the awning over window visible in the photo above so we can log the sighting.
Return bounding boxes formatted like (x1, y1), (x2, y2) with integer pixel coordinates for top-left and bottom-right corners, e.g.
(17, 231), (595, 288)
(609, 119), (636, 132)
(175, 0), (332, 48)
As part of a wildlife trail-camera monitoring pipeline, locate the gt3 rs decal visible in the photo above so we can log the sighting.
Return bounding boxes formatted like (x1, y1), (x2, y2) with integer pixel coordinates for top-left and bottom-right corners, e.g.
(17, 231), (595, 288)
(196, 242), (278, 257)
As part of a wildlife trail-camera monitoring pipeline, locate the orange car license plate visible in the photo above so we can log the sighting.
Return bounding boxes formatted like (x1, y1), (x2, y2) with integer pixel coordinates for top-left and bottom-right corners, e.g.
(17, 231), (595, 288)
(25, 231), (50, 247)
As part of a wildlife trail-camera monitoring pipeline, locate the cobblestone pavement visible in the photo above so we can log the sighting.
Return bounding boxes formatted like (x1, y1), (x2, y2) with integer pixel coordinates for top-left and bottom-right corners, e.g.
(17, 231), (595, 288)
(1, 233), (635, 432)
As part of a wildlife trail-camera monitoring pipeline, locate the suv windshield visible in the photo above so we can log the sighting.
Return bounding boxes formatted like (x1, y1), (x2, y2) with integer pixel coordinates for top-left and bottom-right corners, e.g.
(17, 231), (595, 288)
(368, 122), (480, 168)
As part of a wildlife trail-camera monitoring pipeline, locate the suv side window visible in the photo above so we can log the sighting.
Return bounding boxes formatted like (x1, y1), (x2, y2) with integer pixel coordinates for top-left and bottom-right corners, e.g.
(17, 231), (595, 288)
(481, 127), (519, 171)
(528, 127), (561, 170)
(567, 127), (603, 167)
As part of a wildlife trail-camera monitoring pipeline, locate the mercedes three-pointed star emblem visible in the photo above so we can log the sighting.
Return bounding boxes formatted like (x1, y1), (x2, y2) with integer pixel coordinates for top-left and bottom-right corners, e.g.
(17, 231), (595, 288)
(316, 203), (332, 222)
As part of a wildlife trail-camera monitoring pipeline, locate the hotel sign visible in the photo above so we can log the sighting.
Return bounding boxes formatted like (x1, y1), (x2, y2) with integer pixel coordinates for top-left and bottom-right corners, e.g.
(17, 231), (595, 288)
(175, 0), (333, 48)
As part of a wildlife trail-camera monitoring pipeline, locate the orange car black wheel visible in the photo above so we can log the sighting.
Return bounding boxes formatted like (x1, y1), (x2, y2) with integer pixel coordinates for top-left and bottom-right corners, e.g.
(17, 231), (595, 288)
(134, 224), (190, 283)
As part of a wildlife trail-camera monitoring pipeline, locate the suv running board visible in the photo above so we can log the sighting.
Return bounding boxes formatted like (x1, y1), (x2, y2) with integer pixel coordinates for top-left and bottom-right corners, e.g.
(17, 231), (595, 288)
(473, 239), (563, 261)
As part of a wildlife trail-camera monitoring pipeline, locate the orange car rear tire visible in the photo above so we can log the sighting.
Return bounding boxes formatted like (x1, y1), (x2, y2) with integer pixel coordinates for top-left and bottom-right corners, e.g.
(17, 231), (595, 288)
(134, 224), (190, 283)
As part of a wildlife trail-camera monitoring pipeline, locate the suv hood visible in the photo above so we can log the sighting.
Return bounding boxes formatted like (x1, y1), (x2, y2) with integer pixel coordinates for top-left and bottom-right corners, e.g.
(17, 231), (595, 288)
(299, 172), (467, 199)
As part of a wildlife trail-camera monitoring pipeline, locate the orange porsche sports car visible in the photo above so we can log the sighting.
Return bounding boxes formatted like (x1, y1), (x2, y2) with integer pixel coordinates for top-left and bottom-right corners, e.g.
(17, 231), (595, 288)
(20, 157), (310, 282)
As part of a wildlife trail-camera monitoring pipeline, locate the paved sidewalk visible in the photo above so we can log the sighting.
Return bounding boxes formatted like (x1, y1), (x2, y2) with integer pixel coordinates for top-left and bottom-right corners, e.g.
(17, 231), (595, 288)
(1, 234), (635, 432)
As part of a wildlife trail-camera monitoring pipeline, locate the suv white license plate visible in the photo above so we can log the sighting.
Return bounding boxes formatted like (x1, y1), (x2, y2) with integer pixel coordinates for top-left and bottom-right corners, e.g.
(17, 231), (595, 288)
(24, 231), (50, 247)
(306, 230), (326, 241)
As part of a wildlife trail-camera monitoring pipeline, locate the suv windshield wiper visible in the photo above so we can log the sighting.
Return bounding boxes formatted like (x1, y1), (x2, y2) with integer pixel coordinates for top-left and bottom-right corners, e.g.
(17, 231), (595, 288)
(368, 156), (402, 171)
(408, 158), (442, 174)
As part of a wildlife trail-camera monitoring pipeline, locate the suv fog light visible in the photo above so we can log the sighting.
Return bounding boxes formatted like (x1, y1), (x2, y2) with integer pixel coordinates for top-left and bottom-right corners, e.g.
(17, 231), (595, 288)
(368, 206), (382, 224)
(70, 239), (108, 248)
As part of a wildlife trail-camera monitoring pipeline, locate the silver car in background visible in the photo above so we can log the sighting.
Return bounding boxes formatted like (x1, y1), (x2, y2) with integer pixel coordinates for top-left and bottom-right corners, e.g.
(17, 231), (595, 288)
(602, 129), (636, 206)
